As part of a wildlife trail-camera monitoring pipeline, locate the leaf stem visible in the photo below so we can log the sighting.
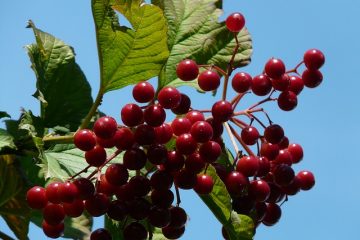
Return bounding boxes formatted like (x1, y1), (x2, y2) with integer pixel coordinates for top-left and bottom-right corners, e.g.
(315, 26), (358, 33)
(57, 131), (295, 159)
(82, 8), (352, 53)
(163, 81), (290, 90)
(42, 135), (74, 144)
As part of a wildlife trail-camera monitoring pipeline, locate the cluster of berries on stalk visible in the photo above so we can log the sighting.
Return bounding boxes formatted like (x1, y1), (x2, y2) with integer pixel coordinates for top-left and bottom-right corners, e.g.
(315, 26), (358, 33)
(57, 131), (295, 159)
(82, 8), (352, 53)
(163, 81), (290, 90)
(26, 11), (324, 240)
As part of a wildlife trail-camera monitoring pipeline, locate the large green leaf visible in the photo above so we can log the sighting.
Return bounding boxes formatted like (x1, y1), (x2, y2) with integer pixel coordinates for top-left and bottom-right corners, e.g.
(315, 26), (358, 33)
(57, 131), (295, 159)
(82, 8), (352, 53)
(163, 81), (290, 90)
(0, 129), (17, 153)
(197, 165), (254, 240)
(92, 0), (169, 92)
(26, 21), (93, 131)
(153, 0), (252, 88)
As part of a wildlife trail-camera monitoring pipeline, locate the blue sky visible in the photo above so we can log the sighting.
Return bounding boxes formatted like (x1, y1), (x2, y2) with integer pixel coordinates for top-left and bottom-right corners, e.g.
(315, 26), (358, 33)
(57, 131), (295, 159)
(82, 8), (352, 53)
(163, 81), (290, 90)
(1, 0), (360, 239)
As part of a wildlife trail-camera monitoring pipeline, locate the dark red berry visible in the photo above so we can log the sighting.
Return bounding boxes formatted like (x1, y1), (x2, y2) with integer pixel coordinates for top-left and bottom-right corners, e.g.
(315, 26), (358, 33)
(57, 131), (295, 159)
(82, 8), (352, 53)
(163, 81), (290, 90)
(302, 69), (323, 88)
(288, 75), (304, 95)
(249, 180), (270, 202)
(164, 150), (185, 172)
(171, 93), (191, 115)
(273, 164), (295, 186)
(262, 203), (281, 226)
(287, 143), (303, 164)
(171, 117), (192, 136)
(149, 206), (171, 228)
(129, 176), (151, 197)
(162, 226), (185, 239)
(176, 59), (199, 81)
(266, 182), (285, 203)
(107, 200), (128, 221)
(91, 228), (112, 240)
(185, 152), (206, 173)
(211, 100), (233, 122)
(190, 121), (213, 143)
(168, 206), (187, 228)
(265, 58), (286, 79)
(150, 170), (174, 190)
(232, 72), (252, 93)
(174, 168), (197, 189)
(93, 116), (118, 139)
(278, 136), (289, 149)
(144, 104), (166, 127)
(124, 222), (148, 240)
(151, 189), (174, 208)
(97, 174), (118, 196)
(154, 123), (173, 144)
(257, 156), (271, 177)
(260, 142), (279, 160)
(274, 149), (293, 166)
(264, 124), (284, 144)
(278, 91), (298, 111)
(132, 81), (155, 103)
(304, 49), (325, 70)
(225, 171), (248, 196)
(236, 156), (260, 177)
(296, 170), (315, 190)
(251, 74), (272, 96)
(226, 12), (245, 32)
(176, 133), (197, 155)
(46, 182), (62, 204)
(42, 221), (64, 239)
(74, 129), (96, 151)
(58, 182), (79, 203)
(85, 193), (110, 217)
(198, 70), (221, 91)
(85, 145), (107, 167)
(241, 126), (260, 145)
(272, 74), (290, 91)
(199, 141), (221, 163)
(206, 118), (223, 138)
(96, 135), (116, 148)
(185, 110), (205, 124)
(194, 174), (214, 194)
(147, 144), (168, 165)
(123, 147), (147, 170)
(127, 198), (151, 220)
(121, 103), (144, 127)
(43, 203), (65, 226)
(158, 87), (181, 109)
(73, 178), (95, 200)
(26, 186), (48, 209)
(114, 128), (135, 150)
(232, 195), (256, 215)
(134, 124), (155, 145)
(105, 163), (129, 186)
(63, 199), (84, 218)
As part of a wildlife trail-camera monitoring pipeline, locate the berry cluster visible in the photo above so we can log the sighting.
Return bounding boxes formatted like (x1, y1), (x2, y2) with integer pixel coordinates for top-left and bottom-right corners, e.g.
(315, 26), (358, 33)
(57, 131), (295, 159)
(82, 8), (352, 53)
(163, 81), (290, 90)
(26, 11), (324, 240)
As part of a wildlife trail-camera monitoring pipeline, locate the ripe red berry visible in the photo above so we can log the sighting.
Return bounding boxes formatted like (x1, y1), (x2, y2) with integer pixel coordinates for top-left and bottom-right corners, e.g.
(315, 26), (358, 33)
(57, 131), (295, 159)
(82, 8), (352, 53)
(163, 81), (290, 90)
(272, 74), (290, 91)
(194, 174), (214, 194)
(43, 203), (65, 225)
(211, 100), (233, 122)
(123, 147), (147, 170)
(107, 200), (128, 221)
(302, 69), (323, 88)
(287, 143), (304, 163)
(42, 221), (64, 238)
(262, 203), (282, 226)
(143, 104), (166, 127)
(91, 228), (112, 240)
(85, 193), (110, 217)
(168, 206), (187, 228)
(63, 199), (84, 217)
(296, 170), (315, 190)
(58, 181), (79, 203)
(260, 142), (280, 160)
(114, 128), (135, 150)
(198, 70), (221, 91)
(265, 58), (286, 79)
(127, 198), (151, 220)
(236, 156), (260, 177)
(150, 170), (174, 191)
(151, 189), (174, 208)
(171, 117), (192, 136)
(273, 164), (295, 186)
(264, 124), (284, 144)
(154, 123), (173, 144)
(185, 110), (205, 124)
(73, 177), (95, 200)
(232, 72), (252, 93)
(147, 144), (168, 165)
(46, 182), (62, 204)
(162, 226), (185, 239)
(132, 81), (155, 103)
(288, 75), (304, 95)
(266, 182), (285, 203)
(171, 93), (191, 115)
(164, 150), (185, 172)
(277, 91), (298, 111)
(26, 186), (48, 209)
(257, 156), (271, 177)
(176, 133), (198, 155)
(74, 129), (96, 151)
(105, 163), (129, 186)
(85, 145), (107, 167)
(97, 174), (117, 196)
(251, 74), (272, 96)
(158, 87), (181, 109)
(176, 59), (199, 81)
(124, 222), (148, 240)
(274, 149), (293, 166)
(93, 116), (118, 139)
(190, 121), (213, 143)
(121, 103), (144, 127)
(248, 180), (271, 202)
(174, 168), (197, 189)
(225, 171), (248, 196)
(199, 141), (221, 163)
(134, 124), (155, 145)
(129, 175), (151, 197)
(149, 206), (171, 228)
(185, 152), (205, 173)
(226, 12), (245, 32)
(241, 126), (260, 145)
(304, 49), (325, 70)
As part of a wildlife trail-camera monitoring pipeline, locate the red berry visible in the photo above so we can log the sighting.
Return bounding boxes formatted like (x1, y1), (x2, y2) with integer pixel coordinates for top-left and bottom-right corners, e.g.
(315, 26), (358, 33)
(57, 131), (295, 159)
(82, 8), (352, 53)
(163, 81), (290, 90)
(162, 226), (185, 239)
(190, 121), (213, 143)
(26, 186), (48, 209)
(105, 163), (129, 186)
(287, 143), (304, 163)
(281, 177), (300, 196)
(225, 171), (248, 196)
(147, 144), (168, 165)
(134, 124), (155, 145)
(154, 123), (173, 144)
(144, 104), (166, 127)
(85, 193), (110, 217)
(278, 136), (289, 149)
(304, 49), (325, 70)
(251, 74), (272, 96)
(123, 147), (147, 170)
(73, 177), (95, 200)
(168, 206), (187, 228)
(232, 72), (252, 93)
(127, 198), (151, 220)
(241, 126), (260, 145)
(107, 200), (128, 221)
(266, 182), (285, 203)
(264, 124), (284, 144)
(277, 91), (298, 111)
(265, 58), (286, 79)
(121, 103), (144, 127)
(124, 222), (148, 240)
(236, 156), (260, 177)
(63, 199), (84, 217)
(260, 142), (279, 160)
(97, 174), (117, 196)
(46, 182), (62, 204)
(185, 152), (206, 173)
(288, 75), (304, 95)
(176, 59), (199, 81)
(74, 129), (96, 151)
(198, 70), (221, 91)
(194, 174), (214, 194)
(58, 182), (79, 203)
(199, 141), (221, 163)
(132, 81), (155, 103)
(43, 203), (65, 226)
(42, 221), (64, 239)
(85, 145), (107, 167)
(185, 110), (205, 124)
(257, 156), (271, 177)
(262, 203), (281, 226)
(273, 164), (295, 186)
(274, 149), (293, 166)
(129, 175), (151, 197)
(164, 150), (185, 172)
(158, 87), (181, 109)
(211, 100), (233, 122)
(114, 128), (135, 150)
(151, 189), (174, 208)
(272, 74), (290, 91)
(91, 228), (112, 240)
(171, 93), (191, 115)
(249, 180), (270, 202)
(174, 168), (197, 189)
(93, 116), (118, 139)
(96, 135), (116, 148)
(149, 206), (171, 228)
(150, 170), (174, 191)
(226, 12), (245, 32)
(171, 117), (192, 136)
(302, 69), (323, 88)
(176, 133), (197, 155)
(207, 118), (224, 138)
(296, 170), (315, 190)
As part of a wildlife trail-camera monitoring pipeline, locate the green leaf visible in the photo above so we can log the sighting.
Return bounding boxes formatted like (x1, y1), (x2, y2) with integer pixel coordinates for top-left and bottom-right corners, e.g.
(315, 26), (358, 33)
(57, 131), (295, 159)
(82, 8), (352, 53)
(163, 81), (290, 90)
(31, 210), (92, 240)
(92, 0), (169, 93)
(0, 111), (11, 119)
(104, 216), (123, 240)
(0, 129), (17, 153)
(227, 211), (255, 240)
(154, 0), (252, 88)
(26, 21), (93, 131)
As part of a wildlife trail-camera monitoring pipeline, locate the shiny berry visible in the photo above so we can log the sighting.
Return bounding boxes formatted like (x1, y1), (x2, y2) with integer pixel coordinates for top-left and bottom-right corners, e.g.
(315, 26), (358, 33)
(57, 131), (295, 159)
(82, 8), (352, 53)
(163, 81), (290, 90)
(265, 58), (286, 79)
(190, 121), (213, 143)
(296, 170), (315, 190)
(199, 141), (221, 163)
(198, 70), (221, 91)
(278, 91), (298, 111)
(73, 178), (95, 200)
(134, 124), (155, 145)
(236, 156), (260, 177)
(132, 81), (155, 103)
(264, 124), (284, 144)
(287, 143), (304, 164)
(121, 103), (143, 127)
(58, 182), (79, 203)
(124, 222), (148, 240)
(93, 116), (117, 139)
(211, 100), (233, 122)
(262, 203), (282, 226)
(251, 74), (272, 96)
(154, 123), (173, 144)
(225, 171), (248, 196)
(171, 117), (192, 136)
(272, 74), (290, 91)
(85, 145), (107, 167)
(74, 129), (96, 151)
(241, 126), (260, 145)
(176, 59), (199, 81)
(302, 69), (323, 88)
(144, 104), (166, 127)
(26, 186), (48, 209)
(105, 163), (129, 186)
(232, 72), (252, 93)
(304, 49), (325, 70)
(43, 203), (65, 226)
(288, 75), (304, 95)
(42, 221), (64, 239)
(194, 174), (214, 194)
(172, 93), (191, 115)
(123, 147), (147, 170)
(158, 87), (181, 109)
(185, 110), (205, 124)
(114, 128), (135, 150)
(226, 12), (245, 32)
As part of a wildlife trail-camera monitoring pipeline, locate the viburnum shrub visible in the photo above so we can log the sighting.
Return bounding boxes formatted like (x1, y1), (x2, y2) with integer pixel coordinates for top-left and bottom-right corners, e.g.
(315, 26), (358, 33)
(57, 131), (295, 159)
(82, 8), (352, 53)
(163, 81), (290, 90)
(0, 1), (324, 240)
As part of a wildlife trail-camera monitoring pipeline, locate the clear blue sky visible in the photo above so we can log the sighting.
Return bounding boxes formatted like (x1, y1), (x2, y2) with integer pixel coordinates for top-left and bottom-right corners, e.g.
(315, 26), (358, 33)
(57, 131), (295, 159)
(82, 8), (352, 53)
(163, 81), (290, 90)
(1, 0), (359, 239)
